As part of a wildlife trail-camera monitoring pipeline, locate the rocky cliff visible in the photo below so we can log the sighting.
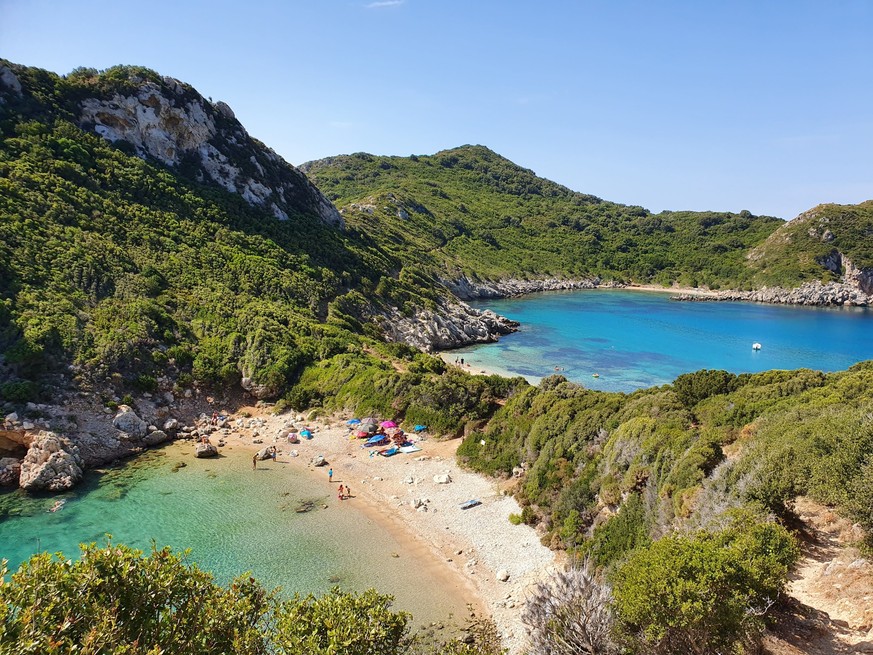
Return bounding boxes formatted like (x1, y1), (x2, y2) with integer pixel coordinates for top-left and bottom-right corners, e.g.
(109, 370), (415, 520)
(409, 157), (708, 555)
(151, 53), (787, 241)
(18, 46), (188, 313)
(371, 298), (519, 352)
(0, 62), (342, 228)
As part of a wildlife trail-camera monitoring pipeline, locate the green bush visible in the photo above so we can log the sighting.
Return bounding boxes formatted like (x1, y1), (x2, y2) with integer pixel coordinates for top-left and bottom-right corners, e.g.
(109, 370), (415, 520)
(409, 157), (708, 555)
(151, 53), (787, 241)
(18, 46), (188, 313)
(0, 380), (39, 403)
(611, 512), (797, 654)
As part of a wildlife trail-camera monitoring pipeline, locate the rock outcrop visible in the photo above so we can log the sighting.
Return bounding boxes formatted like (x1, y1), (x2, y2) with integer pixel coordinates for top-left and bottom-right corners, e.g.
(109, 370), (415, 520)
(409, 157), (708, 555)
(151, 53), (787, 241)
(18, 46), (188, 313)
(19, 431), (84, 491)
(672, 281), (870, 307)
(375, 297), (519, 352)
(0, 62), (342, 229)
(444, 276), (599, 301)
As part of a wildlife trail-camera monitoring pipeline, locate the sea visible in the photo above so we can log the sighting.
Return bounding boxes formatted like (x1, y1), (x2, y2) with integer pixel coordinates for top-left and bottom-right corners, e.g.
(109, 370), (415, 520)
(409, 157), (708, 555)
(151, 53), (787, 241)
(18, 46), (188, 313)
(455, 289), (873, 392)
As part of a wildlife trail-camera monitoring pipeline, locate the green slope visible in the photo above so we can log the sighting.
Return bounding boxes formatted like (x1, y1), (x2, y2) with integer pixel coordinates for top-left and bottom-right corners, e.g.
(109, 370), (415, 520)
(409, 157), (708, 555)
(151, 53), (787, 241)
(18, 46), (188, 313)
(303, 146), (784, 289)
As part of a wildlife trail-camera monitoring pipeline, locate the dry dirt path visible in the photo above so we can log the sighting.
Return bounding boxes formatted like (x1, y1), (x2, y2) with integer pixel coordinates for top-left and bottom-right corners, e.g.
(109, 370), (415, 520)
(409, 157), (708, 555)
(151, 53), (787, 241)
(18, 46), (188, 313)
(765, 498), (873, 654)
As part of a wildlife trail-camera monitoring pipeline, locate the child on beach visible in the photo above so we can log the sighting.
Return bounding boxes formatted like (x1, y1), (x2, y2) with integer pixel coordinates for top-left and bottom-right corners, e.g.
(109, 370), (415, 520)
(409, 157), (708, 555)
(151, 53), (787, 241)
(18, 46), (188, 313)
(328, 467), (333, 482)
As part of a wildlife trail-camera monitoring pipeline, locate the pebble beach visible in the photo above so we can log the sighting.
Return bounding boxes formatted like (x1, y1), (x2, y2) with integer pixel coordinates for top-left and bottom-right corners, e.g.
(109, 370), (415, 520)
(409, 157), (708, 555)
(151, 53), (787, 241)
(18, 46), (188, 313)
(217, 408), (558, 654)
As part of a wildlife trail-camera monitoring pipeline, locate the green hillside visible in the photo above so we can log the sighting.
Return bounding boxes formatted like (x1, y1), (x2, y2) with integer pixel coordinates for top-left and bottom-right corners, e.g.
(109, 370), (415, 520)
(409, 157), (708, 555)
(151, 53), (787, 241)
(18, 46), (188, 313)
(747, 200), (873, 287)
(303, 146), (784, 289)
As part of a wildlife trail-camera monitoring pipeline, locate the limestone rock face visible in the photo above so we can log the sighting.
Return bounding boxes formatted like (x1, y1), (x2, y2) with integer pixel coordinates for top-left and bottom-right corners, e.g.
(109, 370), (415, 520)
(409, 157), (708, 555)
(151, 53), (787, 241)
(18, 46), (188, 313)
(0, 64), (22, 98)
(0, 457), (21, 487)
(74, 74), (342, 229)
(112, 407), (149, 439)
(19, 432), (84, 491)
(673, 280), (870, 307)
(844, 257), (873, 296)
(241, 377), (273, 400)
(375, 297), (519, 352)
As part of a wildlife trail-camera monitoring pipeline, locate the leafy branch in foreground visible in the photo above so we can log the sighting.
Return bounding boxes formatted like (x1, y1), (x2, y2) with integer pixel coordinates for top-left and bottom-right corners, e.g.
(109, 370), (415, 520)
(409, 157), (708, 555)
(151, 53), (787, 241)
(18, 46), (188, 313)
(0, 542), (503, 655)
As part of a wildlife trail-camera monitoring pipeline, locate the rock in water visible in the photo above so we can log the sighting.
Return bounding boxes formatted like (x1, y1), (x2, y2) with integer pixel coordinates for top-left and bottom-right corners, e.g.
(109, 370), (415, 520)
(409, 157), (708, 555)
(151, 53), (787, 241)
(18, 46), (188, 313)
(194, 442), (218, 458)
(19, 431), (84, 491)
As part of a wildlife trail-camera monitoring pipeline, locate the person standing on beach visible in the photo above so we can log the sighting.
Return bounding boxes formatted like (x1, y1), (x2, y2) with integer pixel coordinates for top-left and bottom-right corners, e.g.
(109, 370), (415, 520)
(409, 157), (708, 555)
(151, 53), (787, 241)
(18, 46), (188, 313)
(345, 484), (351, 500)
(328, 467), (333, 483)
(337, 484), (344, 501)
(252, 454), (257, 470)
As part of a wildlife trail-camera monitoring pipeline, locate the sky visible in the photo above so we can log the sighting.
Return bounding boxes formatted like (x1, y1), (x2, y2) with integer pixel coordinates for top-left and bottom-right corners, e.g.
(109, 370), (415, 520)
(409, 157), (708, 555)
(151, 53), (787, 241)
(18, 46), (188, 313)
(2, 0), (871, 220)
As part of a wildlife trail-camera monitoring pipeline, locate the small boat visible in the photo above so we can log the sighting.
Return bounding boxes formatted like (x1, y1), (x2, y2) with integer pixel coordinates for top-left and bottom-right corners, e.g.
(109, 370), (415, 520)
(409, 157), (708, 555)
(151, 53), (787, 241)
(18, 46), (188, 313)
(752, 342), (762, 351)
(592, 373), (600, 378)
(459, 499), (481, 510)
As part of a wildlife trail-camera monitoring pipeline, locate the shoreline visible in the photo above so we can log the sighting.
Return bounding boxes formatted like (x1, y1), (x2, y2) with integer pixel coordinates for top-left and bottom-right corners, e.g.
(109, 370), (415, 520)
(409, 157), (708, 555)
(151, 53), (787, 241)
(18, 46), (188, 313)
(207, 408), (557, 654)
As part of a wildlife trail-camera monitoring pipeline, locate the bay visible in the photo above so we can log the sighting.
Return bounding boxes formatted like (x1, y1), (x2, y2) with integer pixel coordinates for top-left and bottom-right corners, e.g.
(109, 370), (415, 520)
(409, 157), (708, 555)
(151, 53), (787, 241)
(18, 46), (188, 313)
(0, 443), (469, 628)
(455, 289), (873, 392)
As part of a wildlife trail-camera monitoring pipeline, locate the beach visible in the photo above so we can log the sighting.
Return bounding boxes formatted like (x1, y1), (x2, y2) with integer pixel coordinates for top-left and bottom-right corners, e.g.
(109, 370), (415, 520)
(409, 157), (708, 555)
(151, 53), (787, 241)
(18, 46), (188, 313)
(207, 407), (558, 654)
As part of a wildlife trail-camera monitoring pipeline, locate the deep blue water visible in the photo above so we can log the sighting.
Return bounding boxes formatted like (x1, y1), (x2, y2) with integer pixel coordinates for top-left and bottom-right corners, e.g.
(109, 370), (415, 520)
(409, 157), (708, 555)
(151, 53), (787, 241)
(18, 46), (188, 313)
(453, 290), (873, 392)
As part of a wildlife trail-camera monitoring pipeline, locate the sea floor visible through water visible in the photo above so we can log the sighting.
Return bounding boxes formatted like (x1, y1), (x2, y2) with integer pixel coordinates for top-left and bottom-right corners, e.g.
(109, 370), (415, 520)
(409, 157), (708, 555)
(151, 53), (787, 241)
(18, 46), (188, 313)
(453, 289), (873, 392)
(0, 440), (473, 631)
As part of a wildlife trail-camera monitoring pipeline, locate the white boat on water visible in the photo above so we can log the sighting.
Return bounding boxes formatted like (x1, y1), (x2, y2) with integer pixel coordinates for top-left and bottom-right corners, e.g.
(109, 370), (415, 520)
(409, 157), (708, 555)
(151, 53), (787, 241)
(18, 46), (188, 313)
(752, 342), (762, 350)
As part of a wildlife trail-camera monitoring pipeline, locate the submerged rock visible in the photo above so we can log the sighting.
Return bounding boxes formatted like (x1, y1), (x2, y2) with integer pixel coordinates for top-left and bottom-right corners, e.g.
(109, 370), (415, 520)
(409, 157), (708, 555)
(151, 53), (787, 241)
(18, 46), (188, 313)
(19, 431), (84, 491)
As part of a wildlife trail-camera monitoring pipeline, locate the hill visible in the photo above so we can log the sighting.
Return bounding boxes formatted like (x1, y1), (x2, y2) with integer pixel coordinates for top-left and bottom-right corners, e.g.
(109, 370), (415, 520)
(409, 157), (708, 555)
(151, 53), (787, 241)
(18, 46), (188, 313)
(302, 146), (784, 290)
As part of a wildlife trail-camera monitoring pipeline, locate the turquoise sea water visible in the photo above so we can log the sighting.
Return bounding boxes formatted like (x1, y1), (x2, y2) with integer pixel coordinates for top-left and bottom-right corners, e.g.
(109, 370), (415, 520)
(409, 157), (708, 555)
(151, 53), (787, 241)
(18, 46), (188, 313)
(0, 443), (470, 628)
(456, 289), (873, 392)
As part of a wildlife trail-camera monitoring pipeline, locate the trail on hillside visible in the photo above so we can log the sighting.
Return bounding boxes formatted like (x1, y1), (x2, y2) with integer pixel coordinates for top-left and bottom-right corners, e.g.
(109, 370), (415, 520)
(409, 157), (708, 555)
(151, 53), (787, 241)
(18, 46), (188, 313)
(765, 498), (873, 654)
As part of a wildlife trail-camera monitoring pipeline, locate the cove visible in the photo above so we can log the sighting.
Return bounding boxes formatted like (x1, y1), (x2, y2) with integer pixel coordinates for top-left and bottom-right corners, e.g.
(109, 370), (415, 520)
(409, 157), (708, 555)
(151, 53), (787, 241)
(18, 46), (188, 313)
(0, 442), (470, 628)
(455, 289), (873, 392)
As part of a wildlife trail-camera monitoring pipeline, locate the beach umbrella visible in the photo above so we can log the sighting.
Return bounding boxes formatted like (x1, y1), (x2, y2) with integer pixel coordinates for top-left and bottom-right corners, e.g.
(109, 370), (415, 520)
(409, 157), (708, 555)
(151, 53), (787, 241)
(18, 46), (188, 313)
(354, 430), (369, 438)
(361, 417), (377, 424)
(380, 420), (397, 428)
(346, 418), (361, 425)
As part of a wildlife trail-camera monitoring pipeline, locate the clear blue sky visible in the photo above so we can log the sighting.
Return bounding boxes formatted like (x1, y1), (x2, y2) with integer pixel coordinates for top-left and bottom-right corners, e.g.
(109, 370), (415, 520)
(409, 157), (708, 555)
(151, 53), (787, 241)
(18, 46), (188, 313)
(2, 0), (871, 219)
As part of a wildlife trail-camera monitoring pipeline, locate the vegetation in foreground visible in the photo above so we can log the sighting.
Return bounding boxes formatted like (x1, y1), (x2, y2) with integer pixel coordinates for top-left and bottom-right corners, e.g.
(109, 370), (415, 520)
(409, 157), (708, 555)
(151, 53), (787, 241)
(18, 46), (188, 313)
(0, 542), (503, 655)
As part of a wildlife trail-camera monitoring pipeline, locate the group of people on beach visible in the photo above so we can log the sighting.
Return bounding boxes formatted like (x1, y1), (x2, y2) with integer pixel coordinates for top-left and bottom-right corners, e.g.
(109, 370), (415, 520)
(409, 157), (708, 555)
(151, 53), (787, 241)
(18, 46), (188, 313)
(329, 468), (351, 500)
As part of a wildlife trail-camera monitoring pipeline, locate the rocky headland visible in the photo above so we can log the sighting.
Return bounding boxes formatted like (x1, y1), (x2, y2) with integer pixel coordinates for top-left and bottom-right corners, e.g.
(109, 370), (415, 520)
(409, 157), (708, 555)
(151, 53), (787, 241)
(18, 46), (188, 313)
(671, 280), (871, 306)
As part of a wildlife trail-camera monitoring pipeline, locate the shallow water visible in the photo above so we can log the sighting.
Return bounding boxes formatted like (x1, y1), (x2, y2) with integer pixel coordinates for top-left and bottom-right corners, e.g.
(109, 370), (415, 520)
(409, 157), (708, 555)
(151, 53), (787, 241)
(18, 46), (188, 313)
(0, 443), (470, 628)
(456, 289), (873, 392)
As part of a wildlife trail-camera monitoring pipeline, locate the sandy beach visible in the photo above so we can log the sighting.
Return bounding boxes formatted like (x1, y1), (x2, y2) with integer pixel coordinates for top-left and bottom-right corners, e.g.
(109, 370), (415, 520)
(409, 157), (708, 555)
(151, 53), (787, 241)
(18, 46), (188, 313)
(203, 407), (557, 654)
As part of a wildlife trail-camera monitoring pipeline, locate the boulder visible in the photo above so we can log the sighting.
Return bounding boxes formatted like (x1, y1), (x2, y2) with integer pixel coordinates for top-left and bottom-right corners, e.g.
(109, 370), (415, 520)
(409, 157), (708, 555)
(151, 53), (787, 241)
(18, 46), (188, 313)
(19, 431), (84, 491)
(112, 407), (148, 439)
(433, 473), (452, 484)
(194, 442), (218, 458)
(0, 457), (21, 487)
(163, 418), (179, 432)
(256, 446), (274, 461)
(496, 569), (510, 582)
(311, 454), (328, 467)
(142, 430), (169, 447)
